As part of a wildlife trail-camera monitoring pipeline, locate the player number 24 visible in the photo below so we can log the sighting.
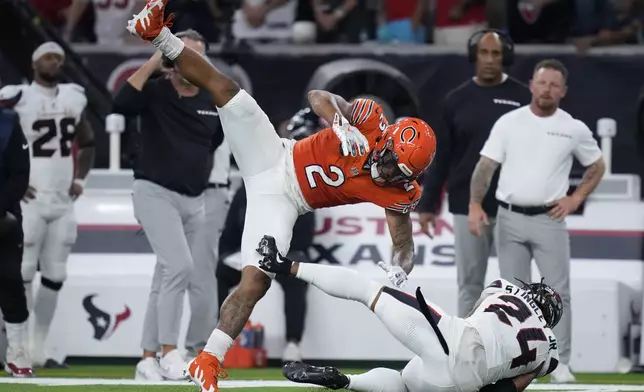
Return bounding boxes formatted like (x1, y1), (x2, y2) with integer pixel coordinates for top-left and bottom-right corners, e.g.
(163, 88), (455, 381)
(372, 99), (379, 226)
(32, 118), (76, 158)
(484, 295), (548, 369)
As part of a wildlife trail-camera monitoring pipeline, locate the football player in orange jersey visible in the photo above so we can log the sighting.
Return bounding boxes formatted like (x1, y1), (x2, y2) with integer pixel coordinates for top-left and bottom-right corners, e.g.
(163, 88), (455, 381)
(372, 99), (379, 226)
(126, 2), (436, 391)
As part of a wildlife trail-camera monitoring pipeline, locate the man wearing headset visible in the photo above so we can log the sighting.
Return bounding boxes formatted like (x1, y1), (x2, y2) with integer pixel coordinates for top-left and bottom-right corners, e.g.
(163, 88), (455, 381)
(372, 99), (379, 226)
(417, 30), (530, 316)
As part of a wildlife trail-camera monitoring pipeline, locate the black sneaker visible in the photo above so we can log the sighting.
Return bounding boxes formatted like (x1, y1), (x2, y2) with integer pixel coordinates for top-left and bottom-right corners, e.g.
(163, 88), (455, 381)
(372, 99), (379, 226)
(283, 361), (349, 390)
(43, 359), (67, 369)
(257, 235), (292, 275)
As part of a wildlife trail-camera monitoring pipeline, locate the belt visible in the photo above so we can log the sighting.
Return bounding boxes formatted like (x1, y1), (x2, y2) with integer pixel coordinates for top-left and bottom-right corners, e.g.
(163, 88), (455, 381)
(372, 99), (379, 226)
(498, 200), (552, 216)
(207, 182), (229, 189)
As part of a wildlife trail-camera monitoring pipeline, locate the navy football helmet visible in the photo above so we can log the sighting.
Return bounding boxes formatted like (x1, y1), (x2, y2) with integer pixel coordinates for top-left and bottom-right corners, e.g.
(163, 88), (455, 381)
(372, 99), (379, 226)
(517, 277), (564, 329)
(286, 107), (320, 141)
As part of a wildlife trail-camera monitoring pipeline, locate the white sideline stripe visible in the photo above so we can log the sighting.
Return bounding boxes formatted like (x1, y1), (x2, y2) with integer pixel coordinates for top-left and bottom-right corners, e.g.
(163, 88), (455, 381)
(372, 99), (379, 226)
(0, 378), (642, 390)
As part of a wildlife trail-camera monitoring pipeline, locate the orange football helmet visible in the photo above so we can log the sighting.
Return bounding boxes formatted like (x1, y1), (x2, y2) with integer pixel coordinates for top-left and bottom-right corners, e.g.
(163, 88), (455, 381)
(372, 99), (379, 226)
(368, 117), (437, 186)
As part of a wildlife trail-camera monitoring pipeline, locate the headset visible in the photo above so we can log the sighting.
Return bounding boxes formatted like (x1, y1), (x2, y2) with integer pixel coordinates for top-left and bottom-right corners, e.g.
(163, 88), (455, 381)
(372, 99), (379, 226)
(467, 29), (515, 67)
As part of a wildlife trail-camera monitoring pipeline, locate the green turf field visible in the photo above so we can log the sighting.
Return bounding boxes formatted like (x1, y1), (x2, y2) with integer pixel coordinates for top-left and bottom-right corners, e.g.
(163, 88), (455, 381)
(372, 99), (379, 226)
(0, 365), (643, 392)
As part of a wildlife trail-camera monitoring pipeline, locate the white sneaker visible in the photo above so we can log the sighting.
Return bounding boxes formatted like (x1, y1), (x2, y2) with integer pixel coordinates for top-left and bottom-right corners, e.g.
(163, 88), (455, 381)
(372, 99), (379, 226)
(282, 342), (302, 363)
(135, 357), (164, 381)
(159, 349), (187, 380)
(551, 363), (576, 383)
(5, 322), (33, 377)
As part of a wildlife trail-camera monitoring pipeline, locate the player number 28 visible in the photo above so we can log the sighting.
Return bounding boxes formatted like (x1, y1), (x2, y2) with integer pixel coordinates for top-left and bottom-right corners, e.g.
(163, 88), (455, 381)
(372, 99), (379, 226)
(32, 118), (76, 158)
(305, 164), (345, 189)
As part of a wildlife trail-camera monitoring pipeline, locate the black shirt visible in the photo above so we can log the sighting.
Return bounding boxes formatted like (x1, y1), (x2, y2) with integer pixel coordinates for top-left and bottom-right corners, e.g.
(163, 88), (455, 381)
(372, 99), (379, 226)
(219, 185), (315, 261)
(0, 109), (29, 217)
(113, 77), (223, 197)
(419, 77), (530, 216)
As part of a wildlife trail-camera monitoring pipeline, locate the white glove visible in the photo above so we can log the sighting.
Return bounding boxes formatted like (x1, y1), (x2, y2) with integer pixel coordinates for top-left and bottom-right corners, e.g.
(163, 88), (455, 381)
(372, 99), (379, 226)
(332, 113), (370, 157)
(378, 261), (408, 289)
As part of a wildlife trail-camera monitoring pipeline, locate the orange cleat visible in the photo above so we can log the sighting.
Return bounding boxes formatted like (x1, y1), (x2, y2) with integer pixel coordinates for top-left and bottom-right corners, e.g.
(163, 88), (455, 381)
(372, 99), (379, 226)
(185, 351), (228, 392)
(126, 0), (173, 41)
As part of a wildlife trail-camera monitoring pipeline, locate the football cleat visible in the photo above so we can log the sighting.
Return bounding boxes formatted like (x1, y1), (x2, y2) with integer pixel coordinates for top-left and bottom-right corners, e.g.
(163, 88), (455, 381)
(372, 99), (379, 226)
(185, 351), (228, 392)
(257, 235), (292, 275)
(283, 361), (349, 390)
(126, 0), (173, 41)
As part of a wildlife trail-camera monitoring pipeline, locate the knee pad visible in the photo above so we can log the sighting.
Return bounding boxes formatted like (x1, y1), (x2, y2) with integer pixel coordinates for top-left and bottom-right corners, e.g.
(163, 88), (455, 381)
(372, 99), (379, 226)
(40, 260), (68, 283)
(41, 277), (63, 292)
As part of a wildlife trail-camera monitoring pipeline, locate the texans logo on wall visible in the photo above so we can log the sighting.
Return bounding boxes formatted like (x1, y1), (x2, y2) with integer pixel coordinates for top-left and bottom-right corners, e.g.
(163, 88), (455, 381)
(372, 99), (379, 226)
(82, 294), (131, 341)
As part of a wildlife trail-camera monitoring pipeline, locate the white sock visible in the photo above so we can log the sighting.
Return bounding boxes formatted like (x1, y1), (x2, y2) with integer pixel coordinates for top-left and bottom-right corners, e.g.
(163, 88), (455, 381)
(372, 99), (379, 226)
(5, 321), (28, 352)
(203, 329), (233, 362)
(152, 27), (185, 60)
(295, 263), (381, 307)
(33, 286), (59, 352)
(347, 368), (407, 392)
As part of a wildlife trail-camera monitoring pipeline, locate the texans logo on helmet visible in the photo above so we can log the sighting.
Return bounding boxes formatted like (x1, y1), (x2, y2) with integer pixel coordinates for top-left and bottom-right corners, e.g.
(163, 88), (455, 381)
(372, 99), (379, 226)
(82, 294), (131, 341)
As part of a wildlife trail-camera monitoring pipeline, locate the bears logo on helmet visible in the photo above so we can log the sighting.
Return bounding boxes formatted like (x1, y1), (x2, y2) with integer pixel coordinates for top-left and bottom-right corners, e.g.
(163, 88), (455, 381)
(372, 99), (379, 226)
(367, 117), (437, 186)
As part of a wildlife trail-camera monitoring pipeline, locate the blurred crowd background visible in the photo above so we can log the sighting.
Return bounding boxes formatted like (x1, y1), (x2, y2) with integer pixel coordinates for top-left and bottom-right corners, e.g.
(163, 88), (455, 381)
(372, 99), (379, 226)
(27, 0), (644, 51)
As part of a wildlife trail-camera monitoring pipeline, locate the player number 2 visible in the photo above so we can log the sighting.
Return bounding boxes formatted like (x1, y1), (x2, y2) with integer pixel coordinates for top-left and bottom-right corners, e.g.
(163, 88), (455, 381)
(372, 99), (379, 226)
(305, 165), (345, 189)
(32, 118), (76, 158)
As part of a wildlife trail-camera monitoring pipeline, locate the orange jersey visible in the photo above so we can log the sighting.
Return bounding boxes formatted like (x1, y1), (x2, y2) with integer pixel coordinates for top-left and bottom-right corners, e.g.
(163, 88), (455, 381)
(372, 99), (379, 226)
(292, 98), (422, 213)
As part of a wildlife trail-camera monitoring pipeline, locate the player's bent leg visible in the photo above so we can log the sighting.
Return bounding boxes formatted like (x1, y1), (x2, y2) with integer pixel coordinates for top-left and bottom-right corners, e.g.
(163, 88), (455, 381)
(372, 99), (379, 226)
(294, 263), (383, 308)
(372, 287), (449, 360)
(284, 361), (406, 392)
(129, 2), (285, 180)
(400, 355), (454, 392)
(347, 368), (408, 392)
(32, 206), (76, 368)
(187, 193), (299, 391)
(162, 38), (285, 178)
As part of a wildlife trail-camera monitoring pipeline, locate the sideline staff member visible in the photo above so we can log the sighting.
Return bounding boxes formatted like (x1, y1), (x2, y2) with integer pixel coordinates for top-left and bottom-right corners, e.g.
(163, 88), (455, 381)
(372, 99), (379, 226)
(418, 30), (530, 317)
(470, 59), (605, 383)
(0, 106), (32, 376)
(113, 29), (224, 381)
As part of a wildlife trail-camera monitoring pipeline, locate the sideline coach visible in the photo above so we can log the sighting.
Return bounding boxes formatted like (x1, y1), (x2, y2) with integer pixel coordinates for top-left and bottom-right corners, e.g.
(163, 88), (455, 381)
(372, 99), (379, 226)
(0, 106), (32, 376)
(113, 30), (223, 381)
(418, 30), (530, 317)
(469, 59), (605, 382)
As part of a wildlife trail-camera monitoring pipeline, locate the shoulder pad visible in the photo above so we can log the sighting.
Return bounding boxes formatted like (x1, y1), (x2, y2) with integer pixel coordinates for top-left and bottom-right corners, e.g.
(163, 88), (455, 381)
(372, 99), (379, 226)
(63, 83), (86, 94)
(0, 85), (24, 109)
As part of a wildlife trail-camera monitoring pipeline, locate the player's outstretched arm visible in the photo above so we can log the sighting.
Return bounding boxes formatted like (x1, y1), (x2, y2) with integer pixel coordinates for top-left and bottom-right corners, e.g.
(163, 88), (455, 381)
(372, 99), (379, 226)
(307, 90), (353, 125)
(385, 209), (415, 274)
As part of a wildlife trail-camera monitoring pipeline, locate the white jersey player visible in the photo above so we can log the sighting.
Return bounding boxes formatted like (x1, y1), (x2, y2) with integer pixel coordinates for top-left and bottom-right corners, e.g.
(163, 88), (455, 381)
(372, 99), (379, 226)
(0, 42), (96, 368)
(257, 235), (562, 392)
(64, 0), (147, 45)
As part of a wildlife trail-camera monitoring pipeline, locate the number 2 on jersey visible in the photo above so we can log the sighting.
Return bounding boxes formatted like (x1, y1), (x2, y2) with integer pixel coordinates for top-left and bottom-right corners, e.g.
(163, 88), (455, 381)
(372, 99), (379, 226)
(32, 118), (76, 158)
(305, 164), (345, 189)
(484, 295), (547, 369)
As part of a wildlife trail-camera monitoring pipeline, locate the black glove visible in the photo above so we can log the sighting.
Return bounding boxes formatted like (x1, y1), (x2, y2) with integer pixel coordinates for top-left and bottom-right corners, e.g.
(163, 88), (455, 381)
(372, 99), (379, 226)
(256, 235), (293, 275)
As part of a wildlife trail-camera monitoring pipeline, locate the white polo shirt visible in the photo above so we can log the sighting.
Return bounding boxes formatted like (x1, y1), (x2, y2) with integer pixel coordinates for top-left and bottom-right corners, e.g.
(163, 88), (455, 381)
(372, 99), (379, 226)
(480, 106), (603, 206)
